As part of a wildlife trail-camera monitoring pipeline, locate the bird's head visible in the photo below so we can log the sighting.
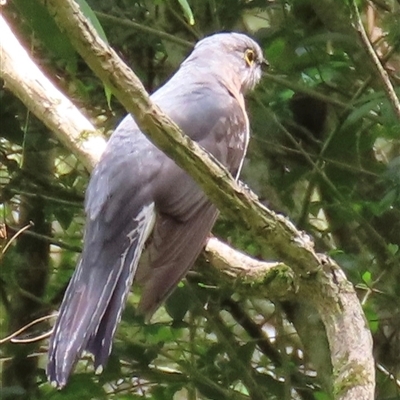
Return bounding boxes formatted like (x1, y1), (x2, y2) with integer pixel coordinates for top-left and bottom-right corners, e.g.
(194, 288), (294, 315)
(185, 32), (267, 94)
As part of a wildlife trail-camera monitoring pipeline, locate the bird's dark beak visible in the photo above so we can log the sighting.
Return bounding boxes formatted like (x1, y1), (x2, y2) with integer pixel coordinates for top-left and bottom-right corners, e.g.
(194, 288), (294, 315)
(261, 58), (270, 71)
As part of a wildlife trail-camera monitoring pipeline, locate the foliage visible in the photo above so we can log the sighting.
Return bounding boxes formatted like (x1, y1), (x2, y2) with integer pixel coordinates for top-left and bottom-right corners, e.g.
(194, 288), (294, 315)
(1, 0), (400, 399)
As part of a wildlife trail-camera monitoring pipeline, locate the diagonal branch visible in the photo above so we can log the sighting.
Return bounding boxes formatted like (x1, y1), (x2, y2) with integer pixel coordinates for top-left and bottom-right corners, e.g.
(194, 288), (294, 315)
(95, 11), (193, 49)
(350, 0), (400, 120)
(0, 14), (106, 171)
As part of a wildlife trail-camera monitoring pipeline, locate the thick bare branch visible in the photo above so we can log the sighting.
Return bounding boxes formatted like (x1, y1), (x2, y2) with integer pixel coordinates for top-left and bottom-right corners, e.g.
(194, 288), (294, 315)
(0, 15), (106, 171)
(204, 237), (295, 298)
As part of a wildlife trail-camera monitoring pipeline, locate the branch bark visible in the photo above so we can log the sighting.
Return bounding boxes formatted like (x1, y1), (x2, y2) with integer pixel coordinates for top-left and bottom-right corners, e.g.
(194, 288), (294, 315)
(0, 7), (375, 400)
(0, 14), (106, 171)
(204, 237), (295, 298)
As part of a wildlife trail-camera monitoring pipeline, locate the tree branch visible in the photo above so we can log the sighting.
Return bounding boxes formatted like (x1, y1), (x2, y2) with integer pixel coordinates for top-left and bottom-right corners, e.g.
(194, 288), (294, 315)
(0, 15), (106, 171)
(0, 7), (375, 399)
(350, 0), (400, 120)
(204, 237), (295, 298)
(95, 11), (193, 49)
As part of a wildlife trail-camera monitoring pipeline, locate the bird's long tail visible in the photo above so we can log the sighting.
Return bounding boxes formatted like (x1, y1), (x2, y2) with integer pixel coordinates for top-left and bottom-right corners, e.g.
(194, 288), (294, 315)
(47, 204), (155, 388)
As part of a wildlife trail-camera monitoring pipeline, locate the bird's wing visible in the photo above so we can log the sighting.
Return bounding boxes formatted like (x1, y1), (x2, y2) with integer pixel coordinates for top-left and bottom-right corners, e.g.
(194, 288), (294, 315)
(136, 85), (249, 317)
(155, 81), (249, 174)
(152, 82), (249, 217)
(137, 203), (218, 317)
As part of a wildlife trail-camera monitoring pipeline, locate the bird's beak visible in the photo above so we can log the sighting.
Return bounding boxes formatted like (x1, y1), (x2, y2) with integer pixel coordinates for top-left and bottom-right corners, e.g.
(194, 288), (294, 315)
(261, 58), (270, 71)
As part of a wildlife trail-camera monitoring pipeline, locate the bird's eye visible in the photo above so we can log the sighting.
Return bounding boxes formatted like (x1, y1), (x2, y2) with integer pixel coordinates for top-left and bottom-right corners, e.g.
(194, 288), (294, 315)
(244, 49), (255, 67)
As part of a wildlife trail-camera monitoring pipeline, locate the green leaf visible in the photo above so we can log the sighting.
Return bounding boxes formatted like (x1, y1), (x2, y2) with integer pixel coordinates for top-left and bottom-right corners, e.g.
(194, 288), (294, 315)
(315, 391), (332, 400)
(361, 270), (372, 284)
(177, 0), (195, 25)
(97, 352), (121, 384)
(388, 243), (399, 256)
(117, 341), (158, 366)
(74, 0), (113, 106)
(363, 305), (379, 333)
(196, 380), (227, 400)
(165, 284), (192, 321)
(13, 0), (77, 65)
(53, 208), (75, 230)
(152, 384), (183, 400)
(376, 190), (397, 215)
(342, 95), (384, 130)
(254, 373), (284, 397)
(236, 342), (256, 366)
(75, 0), (108, 43)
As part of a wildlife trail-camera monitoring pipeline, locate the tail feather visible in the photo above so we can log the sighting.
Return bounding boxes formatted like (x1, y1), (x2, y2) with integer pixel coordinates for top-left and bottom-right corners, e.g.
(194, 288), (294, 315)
(47, 203), (155, 388)
(47, 258), (124, 388)
(85, 243), (138, 370)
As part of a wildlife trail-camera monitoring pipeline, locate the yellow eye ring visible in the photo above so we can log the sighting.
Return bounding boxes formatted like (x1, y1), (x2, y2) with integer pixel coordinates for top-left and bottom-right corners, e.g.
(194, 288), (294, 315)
(244, 49), (255, 67)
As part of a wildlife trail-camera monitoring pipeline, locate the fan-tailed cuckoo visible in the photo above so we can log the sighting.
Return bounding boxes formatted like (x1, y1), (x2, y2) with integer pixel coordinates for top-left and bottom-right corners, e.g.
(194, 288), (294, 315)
(48, 32), (266, 388)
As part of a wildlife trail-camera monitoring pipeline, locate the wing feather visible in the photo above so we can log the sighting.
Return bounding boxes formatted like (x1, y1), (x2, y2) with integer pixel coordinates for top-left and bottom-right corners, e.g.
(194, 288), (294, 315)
(137, 202), (218, 317)
(136, 85), (249, 318)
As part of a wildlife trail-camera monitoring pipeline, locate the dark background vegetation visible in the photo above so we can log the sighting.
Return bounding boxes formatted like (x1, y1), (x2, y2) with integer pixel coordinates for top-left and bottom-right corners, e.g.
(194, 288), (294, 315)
(1, 0), (400, 399)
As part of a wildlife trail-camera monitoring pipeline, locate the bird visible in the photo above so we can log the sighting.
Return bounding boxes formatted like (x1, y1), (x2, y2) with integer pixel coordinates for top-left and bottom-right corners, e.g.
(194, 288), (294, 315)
(47, 32), (266, 388)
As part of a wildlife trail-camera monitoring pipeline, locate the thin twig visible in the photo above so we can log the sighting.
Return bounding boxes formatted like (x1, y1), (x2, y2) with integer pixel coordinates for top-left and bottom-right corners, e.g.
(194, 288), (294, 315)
(376, 363), (400, 389)
(95, 11), (193, 49)
(253, 136), (379, 178)
(8, 188), (82, 207)
(6, 225), (82, 252)
(263, 73), (352, 110)
(0, 313), (57, 344)
(350, 0), (400, 120)
(11, 330), (53, 344)
(1, 221), (33, 256)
